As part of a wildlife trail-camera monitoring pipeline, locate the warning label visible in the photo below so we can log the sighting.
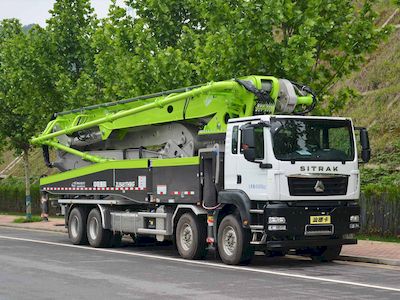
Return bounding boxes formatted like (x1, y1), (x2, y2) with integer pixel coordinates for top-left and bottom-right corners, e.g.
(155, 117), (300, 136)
(157, 185), (167, 195)
(138, 176), (146, 189)
(115, 181), (135, 188)
(93, 181), (107, 188)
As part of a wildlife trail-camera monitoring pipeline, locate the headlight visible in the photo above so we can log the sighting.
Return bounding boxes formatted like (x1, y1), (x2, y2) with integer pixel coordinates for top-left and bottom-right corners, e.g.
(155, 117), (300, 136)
(268, 217), (286, 224)
(268, 225), (287, 231)
(350, 215), (360, 222)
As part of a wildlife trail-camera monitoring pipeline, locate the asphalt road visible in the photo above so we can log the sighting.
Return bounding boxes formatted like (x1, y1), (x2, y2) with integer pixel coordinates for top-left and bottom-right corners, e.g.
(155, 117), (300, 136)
(0, 227), (399, 300)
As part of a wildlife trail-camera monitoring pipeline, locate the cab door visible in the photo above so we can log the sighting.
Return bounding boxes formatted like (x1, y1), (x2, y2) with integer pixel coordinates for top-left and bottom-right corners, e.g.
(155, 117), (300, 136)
(225, 122), (270, 200)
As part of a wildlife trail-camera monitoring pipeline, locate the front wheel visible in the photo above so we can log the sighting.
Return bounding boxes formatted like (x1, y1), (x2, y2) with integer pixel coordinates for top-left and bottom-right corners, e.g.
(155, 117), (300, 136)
(217, 214), (253, 265)
(311, 245), (342, 262)
(175, 213), (207, 260)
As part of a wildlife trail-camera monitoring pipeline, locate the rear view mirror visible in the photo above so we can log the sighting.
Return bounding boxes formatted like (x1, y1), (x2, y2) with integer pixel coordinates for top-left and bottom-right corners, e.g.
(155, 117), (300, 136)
(241, 125), (256, 162)
(356, 127), (371, 163)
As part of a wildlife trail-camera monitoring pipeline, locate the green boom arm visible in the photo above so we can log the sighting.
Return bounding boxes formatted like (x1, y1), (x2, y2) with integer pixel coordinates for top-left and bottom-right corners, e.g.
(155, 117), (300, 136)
(31, 76), (313, 163)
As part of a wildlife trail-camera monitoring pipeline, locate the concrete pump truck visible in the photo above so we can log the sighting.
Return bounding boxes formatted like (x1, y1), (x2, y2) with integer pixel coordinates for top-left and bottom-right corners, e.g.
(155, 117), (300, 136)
(31, 75), (370, 265)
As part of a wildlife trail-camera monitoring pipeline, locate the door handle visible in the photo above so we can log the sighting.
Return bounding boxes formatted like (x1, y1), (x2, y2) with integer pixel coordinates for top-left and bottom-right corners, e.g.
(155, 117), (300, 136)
(237, 175), (242, 184)
(259, 163), (273, 169)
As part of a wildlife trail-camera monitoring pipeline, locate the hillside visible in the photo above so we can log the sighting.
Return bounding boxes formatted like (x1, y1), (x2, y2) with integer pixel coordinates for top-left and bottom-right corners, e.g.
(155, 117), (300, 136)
(0, 149), (52, 183)
(340, 29), (400, 160)
(333, 5), (400, 185)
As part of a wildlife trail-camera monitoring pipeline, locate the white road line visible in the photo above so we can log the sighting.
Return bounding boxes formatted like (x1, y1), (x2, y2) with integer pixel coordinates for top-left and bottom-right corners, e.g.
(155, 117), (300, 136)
(0, 234), (399, 293)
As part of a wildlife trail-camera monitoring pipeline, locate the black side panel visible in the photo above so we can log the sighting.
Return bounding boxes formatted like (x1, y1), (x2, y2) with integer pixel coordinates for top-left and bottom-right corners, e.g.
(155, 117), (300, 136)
(218, 190), (251, 228)
(42, 163), (201, 204)
(200, 152), (225, 208)
(152, 165), (200, 204)
(202, 159), (217, 207)
(42, 168), (150, 202)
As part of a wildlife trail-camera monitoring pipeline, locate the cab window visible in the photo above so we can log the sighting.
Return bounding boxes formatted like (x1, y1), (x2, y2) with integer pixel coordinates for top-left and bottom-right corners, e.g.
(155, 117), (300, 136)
(231, 126), (238, 154)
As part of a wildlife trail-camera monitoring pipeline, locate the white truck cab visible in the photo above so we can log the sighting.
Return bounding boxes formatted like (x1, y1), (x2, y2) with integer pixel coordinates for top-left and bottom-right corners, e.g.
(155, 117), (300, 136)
(221, 115), (367, 260)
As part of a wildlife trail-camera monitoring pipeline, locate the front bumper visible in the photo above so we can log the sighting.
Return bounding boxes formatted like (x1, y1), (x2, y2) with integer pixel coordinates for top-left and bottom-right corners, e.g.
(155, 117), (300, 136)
(260, 201), (360, 250)
(266, 238), (357, 250)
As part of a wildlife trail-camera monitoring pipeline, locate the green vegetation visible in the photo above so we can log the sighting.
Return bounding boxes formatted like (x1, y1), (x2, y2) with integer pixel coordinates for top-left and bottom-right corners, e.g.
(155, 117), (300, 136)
(334, 3), (400, 188)
(13, 216), (43, 223)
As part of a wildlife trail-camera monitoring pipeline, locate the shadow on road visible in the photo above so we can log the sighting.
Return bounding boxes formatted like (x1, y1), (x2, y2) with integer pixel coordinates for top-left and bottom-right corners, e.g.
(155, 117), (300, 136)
(115, 237), (337, 270)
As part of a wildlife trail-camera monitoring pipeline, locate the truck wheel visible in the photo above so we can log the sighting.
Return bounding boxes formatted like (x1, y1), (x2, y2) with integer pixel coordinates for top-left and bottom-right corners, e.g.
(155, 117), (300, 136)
(68, 206), (88, 245)
(87, 208), (113, 248)
(311, 245), (342, 262)
(217, 214), (253, 265)
(176, 213), (207, 260)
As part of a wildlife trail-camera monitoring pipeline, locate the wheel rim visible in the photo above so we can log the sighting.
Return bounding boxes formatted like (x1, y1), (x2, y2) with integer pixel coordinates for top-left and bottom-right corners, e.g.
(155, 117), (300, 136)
(70, 215), (79, 238)
(89, 216), (99, 240)
(180, 223), (193, 251)
(222, 225), (237, 256)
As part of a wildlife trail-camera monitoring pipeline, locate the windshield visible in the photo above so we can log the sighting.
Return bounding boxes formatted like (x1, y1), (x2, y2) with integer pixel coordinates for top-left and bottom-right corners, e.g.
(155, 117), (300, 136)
(271, 118), (354, 161)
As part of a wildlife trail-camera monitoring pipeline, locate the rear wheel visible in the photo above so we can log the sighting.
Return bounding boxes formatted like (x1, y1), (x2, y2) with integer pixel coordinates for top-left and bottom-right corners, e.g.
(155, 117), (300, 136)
(175, 213), (207, 260)
(217, 214), (253, 265)
(68, 206), (88, 245)
(311, 245), (342, 262)
(87, 208), (113, 248)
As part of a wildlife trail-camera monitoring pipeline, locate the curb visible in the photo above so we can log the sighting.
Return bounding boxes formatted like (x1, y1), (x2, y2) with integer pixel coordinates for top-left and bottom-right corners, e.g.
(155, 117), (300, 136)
(338, 255), (400, 267)
(0, 223), (67, 233)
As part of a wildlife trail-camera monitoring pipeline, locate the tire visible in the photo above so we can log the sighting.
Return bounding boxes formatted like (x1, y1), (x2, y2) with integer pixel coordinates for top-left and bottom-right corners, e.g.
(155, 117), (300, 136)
(68, 206), (88, 245)
(175, 213), (207, 260)
(86, 208), (113, 248)
(217, 214), (254, 265)
(311, 245), (342, 262)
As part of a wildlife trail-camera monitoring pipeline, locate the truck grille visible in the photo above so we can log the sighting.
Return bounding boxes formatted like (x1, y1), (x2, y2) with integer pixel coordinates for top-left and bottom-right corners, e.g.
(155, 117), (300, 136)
(288, 176), (348, 196)
(305, 224), (334, 236)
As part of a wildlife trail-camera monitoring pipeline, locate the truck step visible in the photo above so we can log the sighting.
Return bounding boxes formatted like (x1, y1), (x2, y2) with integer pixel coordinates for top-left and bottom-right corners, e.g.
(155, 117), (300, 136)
(249, 209), (264, 214)
(138, 212), (168, 218)
(250, 225), (264, 230)
(137, 228), (168, 235)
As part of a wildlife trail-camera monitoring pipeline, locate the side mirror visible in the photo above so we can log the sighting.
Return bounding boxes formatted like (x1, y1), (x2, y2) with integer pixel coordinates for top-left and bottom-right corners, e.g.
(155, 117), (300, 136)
(241, 125), (256, 162)
(356, 127), (371, 163)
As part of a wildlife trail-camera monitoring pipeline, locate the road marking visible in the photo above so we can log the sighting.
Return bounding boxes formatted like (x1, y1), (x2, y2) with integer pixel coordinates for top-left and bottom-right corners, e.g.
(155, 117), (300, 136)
(0, 234), (399, 293)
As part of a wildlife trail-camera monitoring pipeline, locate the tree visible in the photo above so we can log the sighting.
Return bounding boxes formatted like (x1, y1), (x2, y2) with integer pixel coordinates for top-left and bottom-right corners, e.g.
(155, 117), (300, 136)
(46, 0), (100, 108)
(123, 0), (390, 114)
(92, 1), (194, 101)
(0, 0), (102, 219)
(0, 20), (62, 219)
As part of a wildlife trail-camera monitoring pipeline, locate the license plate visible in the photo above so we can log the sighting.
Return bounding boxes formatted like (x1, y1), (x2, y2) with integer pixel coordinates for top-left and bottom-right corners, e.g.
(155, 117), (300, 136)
(310, 215), (331, 224)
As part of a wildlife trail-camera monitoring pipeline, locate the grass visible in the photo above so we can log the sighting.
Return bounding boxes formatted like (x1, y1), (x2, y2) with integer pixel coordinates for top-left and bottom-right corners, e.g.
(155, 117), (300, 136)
(357, 234), (400, 244)
(13, 216), (43, 223)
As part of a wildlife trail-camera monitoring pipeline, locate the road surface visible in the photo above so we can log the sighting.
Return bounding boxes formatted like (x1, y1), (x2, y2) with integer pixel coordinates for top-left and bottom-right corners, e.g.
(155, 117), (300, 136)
(0, 227), (399, 299)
